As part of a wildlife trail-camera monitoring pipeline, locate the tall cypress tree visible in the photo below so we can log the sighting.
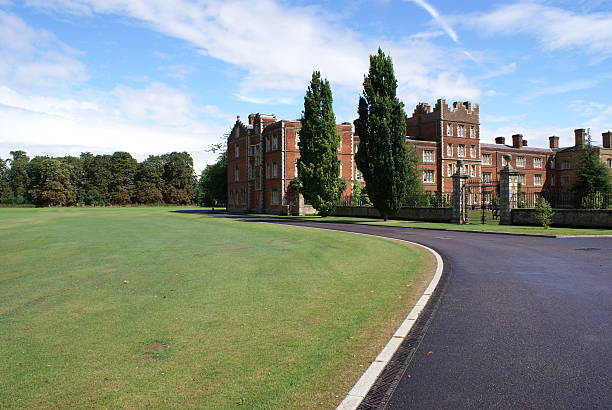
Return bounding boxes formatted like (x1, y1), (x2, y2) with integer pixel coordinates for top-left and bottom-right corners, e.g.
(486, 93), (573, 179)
(355, 49), (419, 220)
(298, 71), (341, 217)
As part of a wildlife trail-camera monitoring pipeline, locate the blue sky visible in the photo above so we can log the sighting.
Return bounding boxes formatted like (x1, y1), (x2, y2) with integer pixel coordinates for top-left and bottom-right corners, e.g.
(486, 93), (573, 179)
(1, 0), (611, 170)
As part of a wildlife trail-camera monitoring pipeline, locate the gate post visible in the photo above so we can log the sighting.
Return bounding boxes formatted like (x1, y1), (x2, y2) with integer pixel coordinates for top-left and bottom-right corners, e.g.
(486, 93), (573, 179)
(452, 160), (469, 224)
(499, 155), (521, 225)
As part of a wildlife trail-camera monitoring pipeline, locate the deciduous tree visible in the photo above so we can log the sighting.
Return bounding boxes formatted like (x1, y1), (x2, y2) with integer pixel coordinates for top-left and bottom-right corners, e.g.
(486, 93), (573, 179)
(8, 150), (30, 204)
(28, 157), (77, 206)
(198, 151), (227, 206)
(162, 152), (195, 204)
(135, 155), (165, 204)
(572, 138), (611, 208)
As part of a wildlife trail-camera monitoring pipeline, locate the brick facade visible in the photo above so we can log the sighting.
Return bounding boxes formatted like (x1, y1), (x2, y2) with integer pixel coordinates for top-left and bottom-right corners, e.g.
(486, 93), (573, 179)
(227, 102), (612, 214)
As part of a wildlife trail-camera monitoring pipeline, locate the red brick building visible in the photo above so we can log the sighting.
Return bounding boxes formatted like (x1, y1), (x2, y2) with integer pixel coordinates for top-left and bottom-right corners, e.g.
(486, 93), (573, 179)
(227, 113), (354, 214)
(227, 101), (612, 214)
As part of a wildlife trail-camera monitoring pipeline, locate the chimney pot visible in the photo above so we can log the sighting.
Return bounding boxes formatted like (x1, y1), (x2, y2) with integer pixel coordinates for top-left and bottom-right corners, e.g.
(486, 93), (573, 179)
(574, 128), (586, 147)
(549, 136), (559, 149)
(602, 131), (611, 149)
(512, 134), (523, 148)
(495, 136), (505, 145)
(522, 140), (528, 146)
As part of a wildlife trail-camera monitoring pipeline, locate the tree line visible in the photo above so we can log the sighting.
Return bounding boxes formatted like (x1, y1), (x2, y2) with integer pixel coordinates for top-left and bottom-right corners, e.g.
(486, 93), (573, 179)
(0, 150), (227, 207)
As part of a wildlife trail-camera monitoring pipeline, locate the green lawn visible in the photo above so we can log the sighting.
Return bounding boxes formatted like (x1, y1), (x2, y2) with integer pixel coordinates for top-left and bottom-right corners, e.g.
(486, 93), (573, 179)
(0, 207), (432, 409)
(245, 212), (611, 236)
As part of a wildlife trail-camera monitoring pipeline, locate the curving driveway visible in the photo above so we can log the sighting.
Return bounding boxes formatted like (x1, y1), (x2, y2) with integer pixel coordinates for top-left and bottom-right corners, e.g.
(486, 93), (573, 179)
(206, 214), (612, 409)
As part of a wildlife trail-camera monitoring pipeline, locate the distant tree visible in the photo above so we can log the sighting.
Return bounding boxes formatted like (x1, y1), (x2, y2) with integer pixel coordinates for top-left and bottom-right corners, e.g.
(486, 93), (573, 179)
(162, 152), (196, 205)
(28, 157), (77, 206)
(135, 155), (165, 204)
(7, 150), (30, 204)
(58, 155), (83, 190)
(198, 151), (227, 206)
(297, 71), (341, 217)
(0, 157), (14, 204)
(354, 49), (421, 220)
(108, 152), (138, 205)
(572, 137), (611, 208)
(81, 152), (112, 204)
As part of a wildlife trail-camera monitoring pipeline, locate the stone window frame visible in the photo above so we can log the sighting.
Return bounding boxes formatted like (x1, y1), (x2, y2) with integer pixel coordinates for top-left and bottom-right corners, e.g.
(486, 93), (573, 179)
(423, 149), (435, 163)
(272, 161), (278, 178)
(458, 144), (466, 157)
(458, 124), (466, 137)
(517, 174), (526, 185)
(447, 123), (453, 136)
(447, 143), (453, 157)
(271, 189), (280, 205)
(517, 156), (525, 167)
(534, 174), (542, 186)
(272, 135), (279, 151)
(534, 157), (542, 168)
(423, 169), (435, 183)
(470, 145), (476, 158)
(235, 142), (240, 158)
(483, 172), (492, 183)
(482, 153), (492, 165)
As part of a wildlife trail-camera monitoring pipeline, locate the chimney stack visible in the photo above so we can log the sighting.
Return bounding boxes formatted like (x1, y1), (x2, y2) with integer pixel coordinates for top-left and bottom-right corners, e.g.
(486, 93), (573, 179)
(574, 128), (586, 147)
(603, 131), (611, 148)
(512, 134), (523, 148)
(549, 136), (559, 149)
(522, 140), (528, 147)
(495, 136), (505, 145)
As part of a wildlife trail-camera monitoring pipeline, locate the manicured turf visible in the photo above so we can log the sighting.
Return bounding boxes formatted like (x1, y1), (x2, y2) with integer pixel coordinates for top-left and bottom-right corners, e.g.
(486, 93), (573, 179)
(0, 207), (431, 409)
(249, 213), (612, 236)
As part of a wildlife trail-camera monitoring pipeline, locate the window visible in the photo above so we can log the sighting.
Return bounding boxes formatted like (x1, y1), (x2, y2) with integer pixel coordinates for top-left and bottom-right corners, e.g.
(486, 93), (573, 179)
(458, 144), (466, 157)
(423, 170), (435, 183)
(423, 150), (435, 163)
(469, 165), (475, 177)
(550, 158), (555, 169)
(447, 143), (453, 157)
(447, 123), (453, 136)
(534, 157), (542, 168)
(561, 161), (570, 170)
(517, 156), (525, 167)
(294, 160), (298, 178)
(339, 161), (343, 177)
(482, 153), (492, 165)
(295, 131), (300, 149)
(272, 161), (278, 178)
(447, 163), (455, 177)
(235, 142), (240, 158)
(470, 145), (476, 158)
(608, 158), (612, 168)
(551, 175), (555, 186)
(517, 174), (525, 184)
(266, 162), (270, 178)
(483, 172), (492, 183)
(534, 174), (542, 186)
(470, 126), (475, 138)
(266, 137), (270, 152)
(561, 175), (570, 185)
(272, 135), (278, 150)
(271, 189), (280, 205)
(234, 166), (239, 182)
(458, 125), (465, 137)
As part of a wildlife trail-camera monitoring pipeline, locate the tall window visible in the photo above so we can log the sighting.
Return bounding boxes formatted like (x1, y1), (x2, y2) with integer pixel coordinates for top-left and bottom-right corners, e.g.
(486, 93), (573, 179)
(339, 161), (343, 177)
(266, 162), (270, 178)
(235, 166), (239, 182)
(482, 153), (492, 165)
(458, 125), (465, 137)
(470, 126), (475, 138)
(458, 144), (466, 157)
(272, 135), (278, 150)
(447, 163), (455, 177)
(469, 165), (476, 177)
(423, 170), (435, 183)
(295, 131), (300, 149)
(271, 189), (280, 205)
(517, 156), (525, 167)
(470, 145), (476, 158)
(534, 157), (542, 168)
(561, 161), (570, 170)
(235, 142), (240, 158)
(447, 123), (453, 136)
(534, 174), (542, 186)
(483, 172), (492, 183)
(518, 174), (525, 184)
(551, 175), (555, 186)
(423, 150), (434, 163)
(272, 161), (278, 178)
(447, 143), (453, 156)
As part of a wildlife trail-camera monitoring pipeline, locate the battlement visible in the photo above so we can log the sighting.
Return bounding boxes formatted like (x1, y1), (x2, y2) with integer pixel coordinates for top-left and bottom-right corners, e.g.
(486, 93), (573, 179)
(407, 99), (480, 127)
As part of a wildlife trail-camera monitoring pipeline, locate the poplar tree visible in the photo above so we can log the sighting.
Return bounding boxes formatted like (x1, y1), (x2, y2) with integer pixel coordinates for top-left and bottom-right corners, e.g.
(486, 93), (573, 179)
(298, 71), (341, 217)
(355, 49), (419, 220)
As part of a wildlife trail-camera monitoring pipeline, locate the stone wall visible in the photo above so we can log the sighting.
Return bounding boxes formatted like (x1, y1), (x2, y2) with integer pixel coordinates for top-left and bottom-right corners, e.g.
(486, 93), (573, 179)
(511, 208), (612, 228)
(333, 206), (452, 222)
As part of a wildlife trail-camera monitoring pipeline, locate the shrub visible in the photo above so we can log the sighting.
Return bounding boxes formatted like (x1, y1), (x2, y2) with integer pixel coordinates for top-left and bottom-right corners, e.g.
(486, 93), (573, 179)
(535, 197), (554, 229)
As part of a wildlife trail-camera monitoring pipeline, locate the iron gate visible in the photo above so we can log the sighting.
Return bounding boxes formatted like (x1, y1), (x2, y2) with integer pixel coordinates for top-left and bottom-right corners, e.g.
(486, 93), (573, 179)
(462, 178), (499, 224)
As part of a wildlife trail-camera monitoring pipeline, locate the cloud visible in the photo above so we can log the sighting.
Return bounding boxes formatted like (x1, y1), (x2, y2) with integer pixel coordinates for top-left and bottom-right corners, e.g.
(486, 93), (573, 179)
(480, 62), (517, 80)
(518, 78), (601, 102)
(23, 0), (481, 105)
(0, 84), (230, 170)
(0, 10), (87, 90)
(460, 2), (612, 57)
(403, 0), (459, 43)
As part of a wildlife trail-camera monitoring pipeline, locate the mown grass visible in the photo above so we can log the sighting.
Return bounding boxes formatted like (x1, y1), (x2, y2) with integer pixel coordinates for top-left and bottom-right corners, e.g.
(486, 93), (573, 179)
(246, 212), (611, 236)
(0, 207), (432, 409)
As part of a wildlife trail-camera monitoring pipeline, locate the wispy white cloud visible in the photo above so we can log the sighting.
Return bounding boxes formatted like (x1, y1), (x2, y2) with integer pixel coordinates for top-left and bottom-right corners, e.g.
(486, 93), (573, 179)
(459, 2), (612, 57)
(403, 0), (459, 43)
(23, 0), (481, 106)
(518, 78), (602, 102)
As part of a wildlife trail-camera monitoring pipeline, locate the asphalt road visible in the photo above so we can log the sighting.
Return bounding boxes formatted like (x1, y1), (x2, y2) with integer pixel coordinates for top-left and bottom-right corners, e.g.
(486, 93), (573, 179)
(189, 212), (612, 409)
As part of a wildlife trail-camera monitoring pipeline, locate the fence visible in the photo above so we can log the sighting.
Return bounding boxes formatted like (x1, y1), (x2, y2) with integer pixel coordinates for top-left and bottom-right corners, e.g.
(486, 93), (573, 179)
(515, 191), (612, 209)
(337, 191), (452, 208)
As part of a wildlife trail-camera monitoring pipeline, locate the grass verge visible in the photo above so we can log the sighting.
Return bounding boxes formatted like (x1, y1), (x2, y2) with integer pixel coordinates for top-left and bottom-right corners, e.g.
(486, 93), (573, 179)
(0, 207), (433, 409)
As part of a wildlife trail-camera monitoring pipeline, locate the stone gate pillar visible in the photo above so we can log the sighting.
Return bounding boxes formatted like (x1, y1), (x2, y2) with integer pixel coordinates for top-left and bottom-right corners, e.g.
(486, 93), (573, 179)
(499, 156), (521, 225)
(452, 160), (469, 224)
